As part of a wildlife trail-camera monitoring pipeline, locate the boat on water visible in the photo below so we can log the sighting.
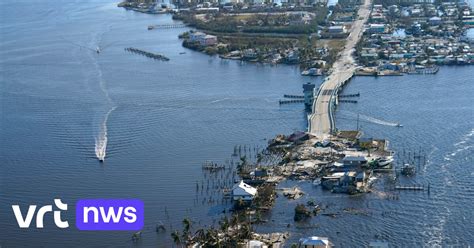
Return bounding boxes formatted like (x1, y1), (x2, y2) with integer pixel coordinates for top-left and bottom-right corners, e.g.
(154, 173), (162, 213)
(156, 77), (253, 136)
(313, 178), (321, 186)
(301, 68), (323, 76)
(372, 156), (394, 169)
(396, 123), (403, 127)
(378, 157), (393, 166)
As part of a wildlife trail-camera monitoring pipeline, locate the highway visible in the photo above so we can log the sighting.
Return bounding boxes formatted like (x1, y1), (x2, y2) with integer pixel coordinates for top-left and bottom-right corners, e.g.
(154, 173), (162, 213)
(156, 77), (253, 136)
(308, 0), (372, 138)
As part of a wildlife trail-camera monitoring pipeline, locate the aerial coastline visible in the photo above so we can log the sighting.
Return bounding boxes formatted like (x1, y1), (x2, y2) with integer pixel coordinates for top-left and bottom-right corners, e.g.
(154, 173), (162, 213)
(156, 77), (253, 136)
(0, 0), (473, 246)
(115, 0), (473, 246)
(120, 0), (473, 77)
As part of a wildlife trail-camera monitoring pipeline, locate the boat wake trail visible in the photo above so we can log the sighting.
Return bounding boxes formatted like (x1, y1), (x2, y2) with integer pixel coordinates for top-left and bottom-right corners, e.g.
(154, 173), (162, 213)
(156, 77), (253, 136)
(210, 98), (230, 104)
(93, 59), (115, 162)
(88, 28), (116, 162)
(95, 106), (116, 161)
(340, 111), (400, 127)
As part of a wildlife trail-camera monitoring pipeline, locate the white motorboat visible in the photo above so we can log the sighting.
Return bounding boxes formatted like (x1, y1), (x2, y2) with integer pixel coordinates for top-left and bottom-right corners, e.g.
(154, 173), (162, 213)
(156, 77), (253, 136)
(377, 156), (394, 167)
(313, 178), (321, 186)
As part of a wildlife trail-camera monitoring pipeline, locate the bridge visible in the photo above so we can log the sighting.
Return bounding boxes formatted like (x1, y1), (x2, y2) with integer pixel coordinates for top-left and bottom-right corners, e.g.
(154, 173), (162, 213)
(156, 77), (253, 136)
(308, 0), (372, 139)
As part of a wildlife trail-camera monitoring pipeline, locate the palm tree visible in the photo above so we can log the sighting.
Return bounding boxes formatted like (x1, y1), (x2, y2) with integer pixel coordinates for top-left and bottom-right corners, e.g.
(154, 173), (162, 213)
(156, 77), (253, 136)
(182, 218), (191, 234)
(194, 228), (206, 243)
(205, 227), (219, 246)
(219, 217), (229, 232)
(230, 213), (239, 227)
(171, 230), (182, 247)
(239, 223), (253, 240)
(182, 218), (192, 244)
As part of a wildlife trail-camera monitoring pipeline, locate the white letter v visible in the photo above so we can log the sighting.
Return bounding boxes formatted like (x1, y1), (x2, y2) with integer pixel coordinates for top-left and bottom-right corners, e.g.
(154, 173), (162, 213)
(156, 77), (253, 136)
(12, 205), (37, 228)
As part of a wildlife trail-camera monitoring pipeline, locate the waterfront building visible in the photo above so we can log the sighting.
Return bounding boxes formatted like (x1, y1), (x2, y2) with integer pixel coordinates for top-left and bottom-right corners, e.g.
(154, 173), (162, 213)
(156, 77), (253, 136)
(232, 180), (257, 201)
(243, 49), (258, 60)
(189, 32), (217, 46)
(298, 236), (332, 248)
(245, 240), (268, 248)
(463, 15), (474, 25)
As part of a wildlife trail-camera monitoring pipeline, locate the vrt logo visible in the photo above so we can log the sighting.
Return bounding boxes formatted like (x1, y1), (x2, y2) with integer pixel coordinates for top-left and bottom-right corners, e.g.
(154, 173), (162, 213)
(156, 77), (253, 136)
(12, 199), (69, 228)
(11, 199), (143, 230)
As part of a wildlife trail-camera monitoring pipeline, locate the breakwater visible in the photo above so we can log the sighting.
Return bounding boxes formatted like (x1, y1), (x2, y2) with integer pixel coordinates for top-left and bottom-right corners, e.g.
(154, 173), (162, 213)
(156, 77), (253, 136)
(125, 47), (170, 61)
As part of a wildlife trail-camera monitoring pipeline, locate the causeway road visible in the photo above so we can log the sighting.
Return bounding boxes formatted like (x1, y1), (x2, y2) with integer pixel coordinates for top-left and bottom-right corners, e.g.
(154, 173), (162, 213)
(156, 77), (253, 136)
(308, 0), (372, 138)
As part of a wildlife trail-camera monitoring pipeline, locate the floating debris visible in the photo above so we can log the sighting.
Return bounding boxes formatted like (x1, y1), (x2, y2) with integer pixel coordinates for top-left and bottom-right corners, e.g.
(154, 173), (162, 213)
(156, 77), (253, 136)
(280, 187), (304, 200)
(401, 163), (416, 176)
(131, 231), (142, 242)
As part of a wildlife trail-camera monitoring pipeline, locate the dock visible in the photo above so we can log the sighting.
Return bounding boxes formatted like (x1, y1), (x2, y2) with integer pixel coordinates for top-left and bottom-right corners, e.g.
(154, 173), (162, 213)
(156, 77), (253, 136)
(338, 93), (360, 98)
(395, 185), (425, 191)
(279, 99), (304, 105)
(148, 24), (187, 30)
(406, 66), (439, 74)
(283, 94), (304, 99)
(338, 99), (358, 103)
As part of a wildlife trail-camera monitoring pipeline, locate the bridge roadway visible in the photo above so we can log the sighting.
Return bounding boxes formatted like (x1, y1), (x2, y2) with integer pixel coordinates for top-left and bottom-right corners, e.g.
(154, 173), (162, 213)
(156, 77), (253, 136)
(308, 0), (372, 138)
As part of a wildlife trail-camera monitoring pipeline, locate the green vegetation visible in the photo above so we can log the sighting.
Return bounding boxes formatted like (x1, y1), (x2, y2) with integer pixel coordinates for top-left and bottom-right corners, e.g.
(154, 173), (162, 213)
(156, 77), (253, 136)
(294, 204), (312, 221)
(174, 8), (328, 35)
(172, 214), (254, 247)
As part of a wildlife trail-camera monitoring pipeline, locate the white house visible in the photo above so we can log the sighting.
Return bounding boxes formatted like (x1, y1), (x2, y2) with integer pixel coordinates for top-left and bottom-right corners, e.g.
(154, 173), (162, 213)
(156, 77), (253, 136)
(232, 180), (257, 201)
(328, 25), (347, 33)
(298, 236), (332, 248)
(189, 32), (218, 46)
(245, 240), (268, 248)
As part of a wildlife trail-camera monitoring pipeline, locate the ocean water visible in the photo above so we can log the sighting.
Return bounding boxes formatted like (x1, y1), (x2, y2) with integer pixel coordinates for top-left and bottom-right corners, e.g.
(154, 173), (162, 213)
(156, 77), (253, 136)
(0, 1), (310, 246)
(1, 0), (473, 247)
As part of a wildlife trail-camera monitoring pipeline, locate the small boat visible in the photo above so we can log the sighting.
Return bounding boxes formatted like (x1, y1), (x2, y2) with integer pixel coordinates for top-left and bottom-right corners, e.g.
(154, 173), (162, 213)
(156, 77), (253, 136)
(99, 158), (104, 163)
(301, 68), (323, 76)
(96, 47), (101, 54)
(376, 157), (394, 168)
(313, 178), (321, 186)
(179, 52), (186, 55)
(396, 123), (403, 127)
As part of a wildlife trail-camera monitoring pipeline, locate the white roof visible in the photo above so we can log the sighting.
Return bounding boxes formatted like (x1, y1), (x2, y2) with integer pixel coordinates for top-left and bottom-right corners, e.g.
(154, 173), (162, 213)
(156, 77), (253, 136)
(331, 172), (345, 177)
(299, 236), (330, 246)
(370, 24), (385, 28)
(247, 240), (267, 248)
(232, 180), (257, 196)
(192, 31), (206, 36)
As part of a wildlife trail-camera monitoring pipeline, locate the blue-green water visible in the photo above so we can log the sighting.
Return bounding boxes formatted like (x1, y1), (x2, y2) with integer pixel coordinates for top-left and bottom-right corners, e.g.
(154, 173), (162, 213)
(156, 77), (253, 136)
(1, 0), (473, 247)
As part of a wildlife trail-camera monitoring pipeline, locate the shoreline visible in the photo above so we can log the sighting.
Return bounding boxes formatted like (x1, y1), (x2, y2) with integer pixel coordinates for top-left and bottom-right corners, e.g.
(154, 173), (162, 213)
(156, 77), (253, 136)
(117, 1), (473, 247)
